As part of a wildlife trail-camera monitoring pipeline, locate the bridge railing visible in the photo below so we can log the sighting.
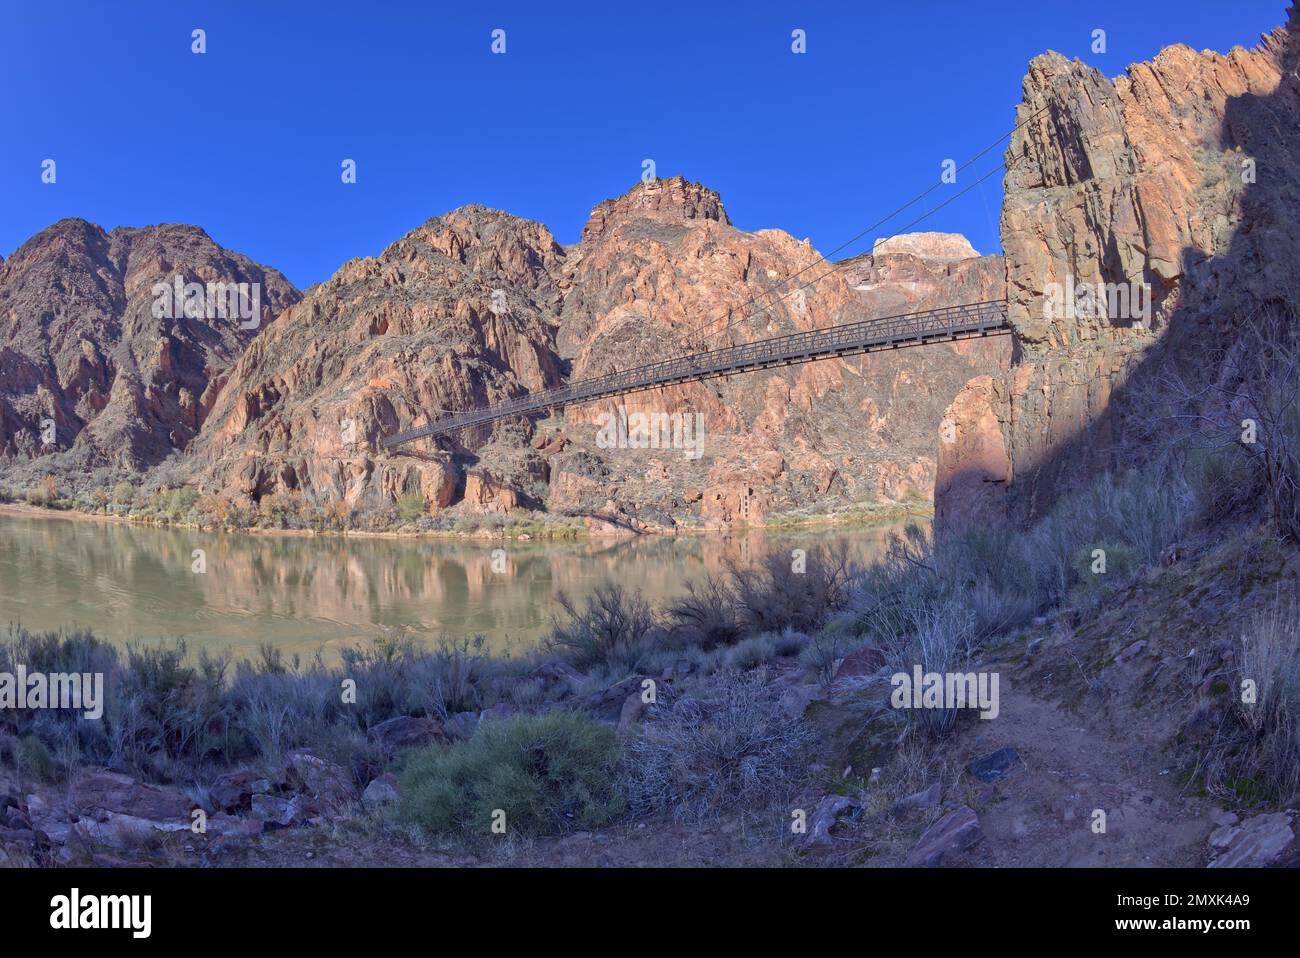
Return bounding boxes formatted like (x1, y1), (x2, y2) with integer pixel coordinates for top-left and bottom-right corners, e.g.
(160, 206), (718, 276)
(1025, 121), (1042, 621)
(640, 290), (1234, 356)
(382, 299), (1008, 447)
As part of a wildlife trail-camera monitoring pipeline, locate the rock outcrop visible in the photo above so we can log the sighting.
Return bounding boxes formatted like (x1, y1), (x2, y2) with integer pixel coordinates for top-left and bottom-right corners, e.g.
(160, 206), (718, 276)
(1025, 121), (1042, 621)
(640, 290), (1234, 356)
(2, 184), (1009, 524)
(0, 219), (298, 471)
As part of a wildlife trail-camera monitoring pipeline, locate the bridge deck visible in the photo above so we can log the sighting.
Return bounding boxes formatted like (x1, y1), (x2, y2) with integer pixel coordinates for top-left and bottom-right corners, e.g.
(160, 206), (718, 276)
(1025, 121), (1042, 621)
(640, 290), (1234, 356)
(382, 299), (1010, 448)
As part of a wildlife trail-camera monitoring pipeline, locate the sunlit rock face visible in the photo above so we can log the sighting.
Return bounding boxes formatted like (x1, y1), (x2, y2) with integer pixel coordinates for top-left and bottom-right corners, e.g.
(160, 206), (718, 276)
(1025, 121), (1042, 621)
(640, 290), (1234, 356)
(185, 206), (568, 510)
(546, 179), (1008, 528)
(180, 176), (1008, 525)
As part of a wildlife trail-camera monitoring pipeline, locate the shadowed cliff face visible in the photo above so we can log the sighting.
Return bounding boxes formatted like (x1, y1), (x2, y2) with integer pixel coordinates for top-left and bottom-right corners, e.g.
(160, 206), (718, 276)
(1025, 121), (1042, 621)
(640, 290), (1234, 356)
(938, 9), (1300, 532)
(0, 219), (300, 471)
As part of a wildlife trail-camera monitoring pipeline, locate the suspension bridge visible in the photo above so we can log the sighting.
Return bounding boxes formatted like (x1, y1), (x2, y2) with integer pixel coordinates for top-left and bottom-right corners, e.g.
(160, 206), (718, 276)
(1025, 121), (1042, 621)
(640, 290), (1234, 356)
(381, 298), (1010, 449)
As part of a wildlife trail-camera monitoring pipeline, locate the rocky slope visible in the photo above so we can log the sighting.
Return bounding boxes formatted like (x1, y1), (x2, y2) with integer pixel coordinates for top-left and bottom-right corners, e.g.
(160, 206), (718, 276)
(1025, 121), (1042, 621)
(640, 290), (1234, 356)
(938, 10), (1300, 531)
(0, 219), (299, 472)
(185, 207), (566, 513)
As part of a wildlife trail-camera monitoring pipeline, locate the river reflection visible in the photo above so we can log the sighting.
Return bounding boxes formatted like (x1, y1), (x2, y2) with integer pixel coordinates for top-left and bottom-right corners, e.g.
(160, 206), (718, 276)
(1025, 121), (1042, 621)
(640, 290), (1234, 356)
(0, 512), (919, 660)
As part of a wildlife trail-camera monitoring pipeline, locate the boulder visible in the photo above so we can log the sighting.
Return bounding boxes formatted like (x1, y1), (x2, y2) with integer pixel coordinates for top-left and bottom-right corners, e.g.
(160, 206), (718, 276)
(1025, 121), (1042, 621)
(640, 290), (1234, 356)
(582, 676), (650, 724)
(369, 716), (446, 755)
(1208, 812), (1295, 868)
(286, 751), (355, 803)
(209, 769), (262, 812)
(72, 772), (194, 822)
(362, 774), (401, 809)
(833, 645), (887, 680)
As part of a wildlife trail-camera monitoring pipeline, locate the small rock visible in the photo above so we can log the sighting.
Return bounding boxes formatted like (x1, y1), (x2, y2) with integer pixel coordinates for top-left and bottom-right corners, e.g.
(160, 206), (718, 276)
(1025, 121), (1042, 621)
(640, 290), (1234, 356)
(251, 794), (316, 828)
(967, 747), (1021, 783)
(362, 774), (400, 808)
(891, 782), (943, 816)
(1114, 640), (1147, 665)
(905, 806), (983, 866)
(804, 795), (863, 847)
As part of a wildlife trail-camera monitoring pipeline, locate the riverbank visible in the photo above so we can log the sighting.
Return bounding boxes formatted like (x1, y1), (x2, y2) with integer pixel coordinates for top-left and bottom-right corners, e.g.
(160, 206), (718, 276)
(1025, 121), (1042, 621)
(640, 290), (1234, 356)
(0, 496), (929, 542)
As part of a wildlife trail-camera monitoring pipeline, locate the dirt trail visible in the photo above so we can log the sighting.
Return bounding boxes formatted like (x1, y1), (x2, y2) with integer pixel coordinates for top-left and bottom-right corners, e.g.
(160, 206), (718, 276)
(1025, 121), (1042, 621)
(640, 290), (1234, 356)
(940, 681), (1218, 868)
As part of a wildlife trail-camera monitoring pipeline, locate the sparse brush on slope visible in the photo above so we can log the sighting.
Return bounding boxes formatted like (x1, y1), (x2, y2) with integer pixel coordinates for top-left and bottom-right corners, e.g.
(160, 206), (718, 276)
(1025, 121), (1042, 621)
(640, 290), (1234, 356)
(621, 670), (810, 821)
(1201, 594), (1300, 806)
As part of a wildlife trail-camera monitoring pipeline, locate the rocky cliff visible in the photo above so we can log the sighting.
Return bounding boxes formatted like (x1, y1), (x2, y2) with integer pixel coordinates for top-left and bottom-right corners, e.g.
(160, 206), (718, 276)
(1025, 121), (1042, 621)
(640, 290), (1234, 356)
(0, 219), (299, 472)
(542, 179), (1007, 528)
(938, 9), (1300, 531)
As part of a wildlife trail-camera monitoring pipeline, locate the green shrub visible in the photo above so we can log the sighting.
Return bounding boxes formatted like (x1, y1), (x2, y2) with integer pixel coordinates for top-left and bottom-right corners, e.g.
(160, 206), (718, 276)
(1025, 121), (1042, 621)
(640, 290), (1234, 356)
(397, 711), (624, 837)
(395, 493), (426, 523)
(725, 633), (778, 671)
(15, 734), (57, 783)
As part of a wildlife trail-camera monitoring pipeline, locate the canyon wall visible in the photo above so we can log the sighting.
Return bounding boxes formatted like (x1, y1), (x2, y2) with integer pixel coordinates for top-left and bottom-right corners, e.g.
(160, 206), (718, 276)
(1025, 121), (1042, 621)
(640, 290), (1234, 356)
(174, 177), (1010, 527)
(2, 187), (1012, 525)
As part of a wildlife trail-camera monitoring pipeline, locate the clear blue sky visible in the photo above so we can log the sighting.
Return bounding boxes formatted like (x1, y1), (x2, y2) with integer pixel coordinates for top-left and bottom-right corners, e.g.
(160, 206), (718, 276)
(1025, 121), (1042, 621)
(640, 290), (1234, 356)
(0, 1), (1285, 288)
